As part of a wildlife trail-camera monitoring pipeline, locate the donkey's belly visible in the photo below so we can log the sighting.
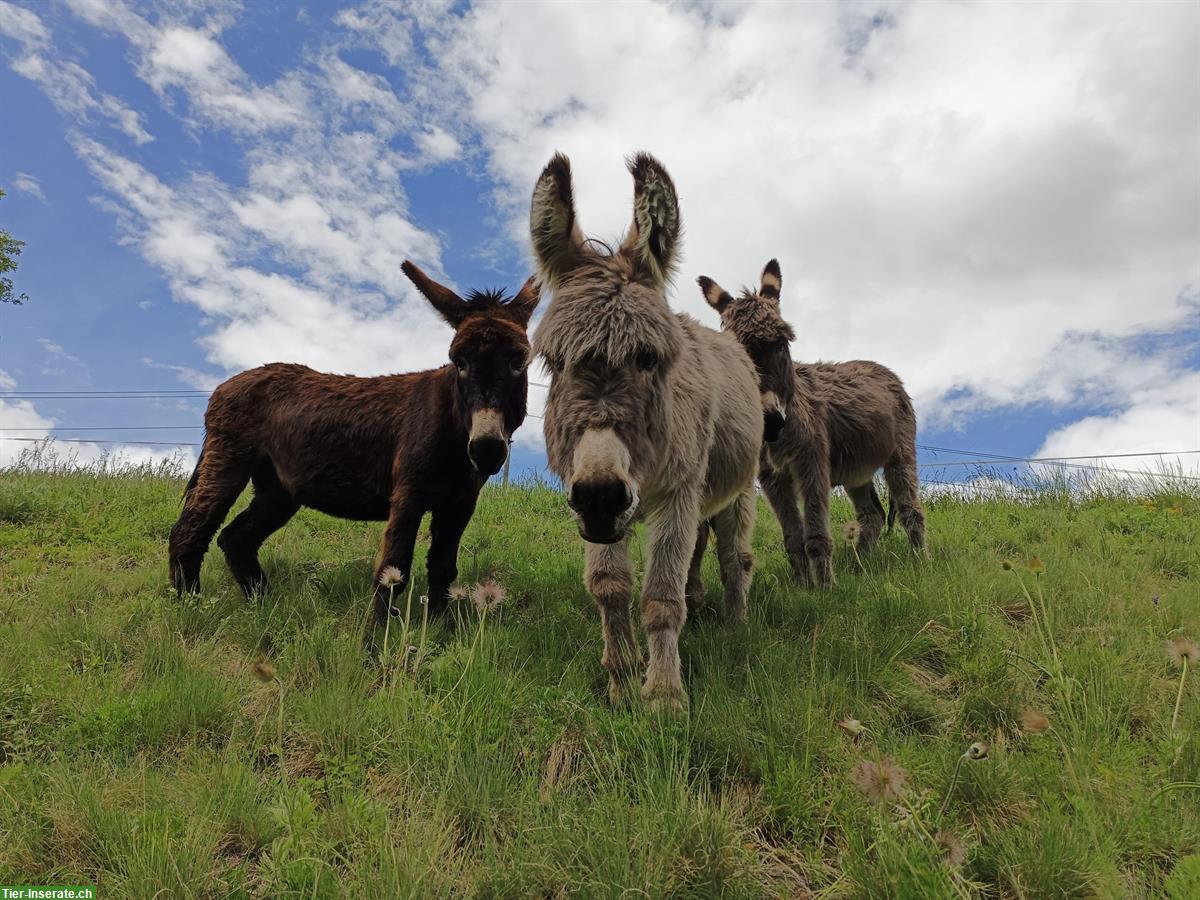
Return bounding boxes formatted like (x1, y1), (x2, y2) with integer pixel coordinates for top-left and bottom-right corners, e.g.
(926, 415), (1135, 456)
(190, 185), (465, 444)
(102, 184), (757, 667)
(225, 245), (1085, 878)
(298, 491), (391, 521)
(831, 464), (883, 489)
(280, 470), (392, 520)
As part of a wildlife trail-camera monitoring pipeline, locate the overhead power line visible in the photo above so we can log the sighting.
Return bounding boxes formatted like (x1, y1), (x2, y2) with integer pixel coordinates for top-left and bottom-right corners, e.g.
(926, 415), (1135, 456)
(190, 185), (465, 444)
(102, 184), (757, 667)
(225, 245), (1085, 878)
(0, 425), (202, 431)
(2, 436), (202, 447)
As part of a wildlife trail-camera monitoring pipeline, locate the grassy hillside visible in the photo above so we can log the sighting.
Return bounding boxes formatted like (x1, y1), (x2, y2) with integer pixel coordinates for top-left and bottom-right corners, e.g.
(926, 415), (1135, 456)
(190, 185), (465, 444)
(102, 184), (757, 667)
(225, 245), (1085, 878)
(0, 469), (1198, 897)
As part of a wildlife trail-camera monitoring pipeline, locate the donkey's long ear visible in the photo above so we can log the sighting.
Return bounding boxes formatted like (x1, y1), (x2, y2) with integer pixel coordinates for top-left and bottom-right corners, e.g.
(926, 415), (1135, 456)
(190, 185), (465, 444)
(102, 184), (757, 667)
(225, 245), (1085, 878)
(697, 276), (733, 315)
(402, 260), (469, 327)
(623, 152), (681, 286)
(504, 275), (541, 328)
(530, 153), (585, 287)
(760, 259), (782, 301)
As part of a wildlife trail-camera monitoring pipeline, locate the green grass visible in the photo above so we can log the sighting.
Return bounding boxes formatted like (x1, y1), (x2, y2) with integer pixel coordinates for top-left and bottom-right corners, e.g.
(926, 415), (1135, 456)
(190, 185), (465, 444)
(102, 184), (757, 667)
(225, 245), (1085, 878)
(0, 467), (1197, 897)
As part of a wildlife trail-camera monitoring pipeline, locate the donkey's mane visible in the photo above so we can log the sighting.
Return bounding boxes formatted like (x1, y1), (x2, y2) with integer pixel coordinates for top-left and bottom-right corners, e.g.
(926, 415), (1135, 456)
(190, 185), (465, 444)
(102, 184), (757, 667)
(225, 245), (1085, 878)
(724, 289), (796, 344)
(464, 288), (524, 311)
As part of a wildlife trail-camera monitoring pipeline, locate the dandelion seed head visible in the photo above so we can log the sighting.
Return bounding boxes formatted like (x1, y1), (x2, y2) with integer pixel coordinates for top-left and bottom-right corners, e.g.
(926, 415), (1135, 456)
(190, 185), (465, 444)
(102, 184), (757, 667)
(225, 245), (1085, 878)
(935, 830), (967, 867)
(965, 741), (990, 761)
(1026, 556), (1045, 575)
(1020, 710), (1050, 734)
(843, 521), (861, 543)
(252, 660), (276, 683)
(1167, 636), (1200, 667)
(379, 566), (404, 588)
(849, 756), (907, 803)
(448, 585), (468, 602)
(471, 579), (507, 614)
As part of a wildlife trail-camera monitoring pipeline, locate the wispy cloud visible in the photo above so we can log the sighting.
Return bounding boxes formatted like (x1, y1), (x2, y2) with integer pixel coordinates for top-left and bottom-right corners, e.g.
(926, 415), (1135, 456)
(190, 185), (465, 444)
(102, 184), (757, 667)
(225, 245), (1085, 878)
(10, 170), (45, 201)
(0, 1), (153, 144)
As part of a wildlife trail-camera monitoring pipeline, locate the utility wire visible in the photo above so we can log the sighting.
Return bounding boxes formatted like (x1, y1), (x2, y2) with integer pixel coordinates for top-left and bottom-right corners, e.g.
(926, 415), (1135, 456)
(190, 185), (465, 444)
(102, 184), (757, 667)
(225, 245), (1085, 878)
(2, 436), (202, 447)
(0, 425), (202, 431)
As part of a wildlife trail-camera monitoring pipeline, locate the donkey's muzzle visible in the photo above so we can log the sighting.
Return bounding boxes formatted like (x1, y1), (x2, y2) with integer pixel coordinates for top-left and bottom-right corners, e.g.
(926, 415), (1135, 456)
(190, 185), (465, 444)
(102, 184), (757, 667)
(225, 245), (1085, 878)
(468, 436), (508, 476)
(468, 408), (508, 476)
(763, 409), (786, 443)
(568, 479), (632, 544)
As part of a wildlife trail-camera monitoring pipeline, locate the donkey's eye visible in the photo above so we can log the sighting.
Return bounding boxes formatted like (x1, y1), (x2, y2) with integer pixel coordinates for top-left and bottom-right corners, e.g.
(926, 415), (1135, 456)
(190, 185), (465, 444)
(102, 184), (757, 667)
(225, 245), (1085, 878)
(635, 350), (658, 372)
(455, 359), (468, 376)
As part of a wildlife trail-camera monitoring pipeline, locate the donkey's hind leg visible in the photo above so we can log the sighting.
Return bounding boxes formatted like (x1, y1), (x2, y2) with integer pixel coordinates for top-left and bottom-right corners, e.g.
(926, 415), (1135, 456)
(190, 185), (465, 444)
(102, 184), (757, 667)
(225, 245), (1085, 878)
(685, 520), (710, 614)
(846, 481), (886, 556)
(217, 461), (298, 598)
(883, 457), (926, 553)
(168, 437), (254, 595)
(712, 488), (756, 623)
(585, 537), (641, 707)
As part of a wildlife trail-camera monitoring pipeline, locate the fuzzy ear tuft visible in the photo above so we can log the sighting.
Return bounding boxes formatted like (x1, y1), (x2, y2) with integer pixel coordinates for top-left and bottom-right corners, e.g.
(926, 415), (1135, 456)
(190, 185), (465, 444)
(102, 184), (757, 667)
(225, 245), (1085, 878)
(402, 260), (469, 327)
(623, 152), (681, 285)
(530, 153), (585, 286)
(697, 276), (733, 314)
(760, 258), (782, 301)
(504, 275), (541, 328)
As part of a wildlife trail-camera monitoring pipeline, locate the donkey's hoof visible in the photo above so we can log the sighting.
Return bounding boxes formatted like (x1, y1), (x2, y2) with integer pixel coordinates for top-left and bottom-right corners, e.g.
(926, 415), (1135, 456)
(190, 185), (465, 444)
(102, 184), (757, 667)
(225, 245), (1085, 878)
(641, 681), (687, 715)
(723, 604), (748, 625)
(607, 676), (640, 708)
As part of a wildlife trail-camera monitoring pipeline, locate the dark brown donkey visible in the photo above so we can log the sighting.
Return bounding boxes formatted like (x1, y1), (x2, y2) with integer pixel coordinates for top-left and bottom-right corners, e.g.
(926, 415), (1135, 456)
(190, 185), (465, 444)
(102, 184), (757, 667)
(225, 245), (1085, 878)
(168, 262), (539, 624)
(698, 260), (926, 587)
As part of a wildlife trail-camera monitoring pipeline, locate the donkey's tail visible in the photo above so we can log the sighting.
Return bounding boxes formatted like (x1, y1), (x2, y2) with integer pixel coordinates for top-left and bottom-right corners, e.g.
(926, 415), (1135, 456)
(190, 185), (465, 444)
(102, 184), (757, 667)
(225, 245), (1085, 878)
(181, 442), (205, 505)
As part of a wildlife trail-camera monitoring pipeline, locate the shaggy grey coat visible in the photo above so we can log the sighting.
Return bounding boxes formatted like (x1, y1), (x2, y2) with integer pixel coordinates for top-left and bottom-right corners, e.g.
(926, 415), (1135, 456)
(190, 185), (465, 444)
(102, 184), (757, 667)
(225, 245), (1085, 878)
(700, 260), (926, 587)
(531, 152), (762, 712)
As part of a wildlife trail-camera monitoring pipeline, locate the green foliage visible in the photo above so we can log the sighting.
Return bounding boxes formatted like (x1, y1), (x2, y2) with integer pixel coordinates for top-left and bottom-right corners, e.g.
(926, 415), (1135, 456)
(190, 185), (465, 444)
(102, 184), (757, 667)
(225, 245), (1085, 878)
(0, 469), (1197, 895)
(1, 188), (30, 306)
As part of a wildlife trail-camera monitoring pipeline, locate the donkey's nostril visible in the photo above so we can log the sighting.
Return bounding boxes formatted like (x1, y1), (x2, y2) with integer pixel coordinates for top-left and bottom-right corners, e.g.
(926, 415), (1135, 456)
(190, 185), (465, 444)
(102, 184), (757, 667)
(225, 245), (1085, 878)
(468, 436), (507, 476)
(569, 479), (633, 516)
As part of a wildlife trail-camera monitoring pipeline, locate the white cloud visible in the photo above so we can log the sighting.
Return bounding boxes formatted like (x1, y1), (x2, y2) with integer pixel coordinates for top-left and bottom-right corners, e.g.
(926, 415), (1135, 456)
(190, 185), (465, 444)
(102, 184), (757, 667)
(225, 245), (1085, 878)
(361, 0), (1199, 439)
(0, 1), (153, 143)
(10, 0), (1198, 465)
(416, 125), (461, 163)
(1035, 372), (1200, 479)
(11, 171), (45, 201)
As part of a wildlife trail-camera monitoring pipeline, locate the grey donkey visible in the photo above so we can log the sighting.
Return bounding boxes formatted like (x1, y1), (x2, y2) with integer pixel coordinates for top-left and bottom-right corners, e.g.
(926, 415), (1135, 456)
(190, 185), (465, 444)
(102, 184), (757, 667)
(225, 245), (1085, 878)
(698, 260), (926, 587)
(531, 152), (762, 712)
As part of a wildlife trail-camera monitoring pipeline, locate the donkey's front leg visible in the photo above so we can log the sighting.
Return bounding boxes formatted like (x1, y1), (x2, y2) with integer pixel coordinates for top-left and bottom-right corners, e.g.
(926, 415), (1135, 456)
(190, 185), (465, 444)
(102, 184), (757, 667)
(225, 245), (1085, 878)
(585, 537), (641, 706)
(370, 492), (424, 627)
(640, 491), (700, 713)
(426, 492), (479, 617)
(760, 465), (810, 586)
(796, 467), (835, 588)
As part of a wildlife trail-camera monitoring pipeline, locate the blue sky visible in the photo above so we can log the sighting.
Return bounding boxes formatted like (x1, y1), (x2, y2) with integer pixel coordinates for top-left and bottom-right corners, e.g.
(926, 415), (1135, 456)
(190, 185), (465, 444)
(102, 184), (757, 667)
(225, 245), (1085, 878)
(1, 0), (1197, 485)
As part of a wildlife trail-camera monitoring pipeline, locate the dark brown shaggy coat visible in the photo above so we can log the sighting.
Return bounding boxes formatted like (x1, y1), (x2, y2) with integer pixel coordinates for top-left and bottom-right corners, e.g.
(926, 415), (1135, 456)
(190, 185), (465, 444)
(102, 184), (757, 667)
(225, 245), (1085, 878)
(168, 263), (538, 625)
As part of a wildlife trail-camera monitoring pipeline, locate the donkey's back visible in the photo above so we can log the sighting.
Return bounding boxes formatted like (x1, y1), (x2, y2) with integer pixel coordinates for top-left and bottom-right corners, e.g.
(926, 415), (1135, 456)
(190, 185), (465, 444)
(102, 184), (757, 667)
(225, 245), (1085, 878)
(797, 359), (916, 485)
(203, 362), (447, 518)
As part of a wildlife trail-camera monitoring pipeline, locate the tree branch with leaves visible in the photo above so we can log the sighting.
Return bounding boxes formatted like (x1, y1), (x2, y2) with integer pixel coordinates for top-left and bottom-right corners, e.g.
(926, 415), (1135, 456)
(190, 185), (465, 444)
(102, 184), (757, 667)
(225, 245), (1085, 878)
(2, 188), (30, 305)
